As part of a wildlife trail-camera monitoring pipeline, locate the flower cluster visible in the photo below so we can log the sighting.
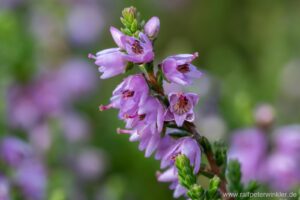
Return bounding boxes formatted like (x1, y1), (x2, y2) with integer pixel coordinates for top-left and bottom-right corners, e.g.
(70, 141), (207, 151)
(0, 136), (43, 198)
(228, 105), (300, 191)
(89, 7), (203, 198)
(229, 126), (300, 191)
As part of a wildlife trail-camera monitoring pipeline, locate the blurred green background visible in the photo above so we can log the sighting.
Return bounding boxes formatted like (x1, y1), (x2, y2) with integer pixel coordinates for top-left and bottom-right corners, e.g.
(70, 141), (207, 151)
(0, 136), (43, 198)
(0, 0), (300, 199)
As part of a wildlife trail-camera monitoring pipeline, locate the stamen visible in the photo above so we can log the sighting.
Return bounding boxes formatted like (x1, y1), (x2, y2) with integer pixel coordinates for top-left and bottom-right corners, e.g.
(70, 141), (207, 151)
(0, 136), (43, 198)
(177, 64), (190, 73)
(156, 171), (162, 178)
(122, 90), (135, 98)
(192, 52), (199, 59)
(139, 114), (146, 120)
(131, 40), (144, 54)
(88, 53), (96, 59)
(170, 152), (181, 161)
(124, 114), (137, 119)
(173, 95), (191, 115)
(99, 104), (113, 111)
(117, 128), (134, 134)
(123, 113), (146, 121)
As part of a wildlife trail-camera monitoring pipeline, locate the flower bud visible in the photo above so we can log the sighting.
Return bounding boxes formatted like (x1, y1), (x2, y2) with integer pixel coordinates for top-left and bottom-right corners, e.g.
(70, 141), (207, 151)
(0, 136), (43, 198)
(122, 6), (137, 20)
(254, 104), (275, 130)
(144, 16), (160, 39)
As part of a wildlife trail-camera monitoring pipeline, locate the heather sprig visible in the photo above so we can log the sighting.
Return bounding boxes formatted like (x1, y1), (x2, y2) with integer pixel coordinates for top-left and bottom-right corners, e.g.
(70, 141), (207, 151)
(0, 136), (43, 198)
(88, 6), (248, 200)
(175, 154), (197, 189)
(175, 155), (222, 200)
(120, 6), (142, 37)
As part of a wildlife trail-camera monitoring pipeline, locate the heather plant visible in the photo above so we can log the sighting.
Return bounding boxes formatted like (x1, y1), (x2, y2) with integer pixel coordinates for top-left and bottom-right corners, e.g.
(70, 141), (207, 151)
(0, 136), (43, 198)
(88, 7), (259, 200)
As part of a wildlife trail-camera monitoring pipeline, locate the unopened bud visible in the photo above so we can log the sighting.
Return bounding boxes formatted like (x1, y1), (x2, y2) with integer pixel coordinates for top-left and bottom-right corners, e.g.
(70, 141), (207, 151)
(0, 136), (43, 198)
(144, 16), (160, 39)
(254, 104), (275, 130)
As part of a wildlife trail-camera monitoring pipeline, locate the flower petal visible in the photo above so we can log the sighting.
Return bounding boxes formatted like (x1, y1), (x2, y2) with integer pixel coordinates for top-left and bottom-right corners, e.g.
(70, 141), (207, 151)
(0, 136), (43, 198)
(110, 26), (125, 49)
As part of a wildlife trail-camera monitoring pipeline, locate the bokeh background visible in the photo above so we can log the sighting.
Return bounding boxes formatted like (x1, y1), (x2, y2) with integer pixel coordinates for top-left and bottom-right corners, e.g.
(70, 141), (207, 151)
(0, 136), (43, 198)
(0, 0), (300, 199)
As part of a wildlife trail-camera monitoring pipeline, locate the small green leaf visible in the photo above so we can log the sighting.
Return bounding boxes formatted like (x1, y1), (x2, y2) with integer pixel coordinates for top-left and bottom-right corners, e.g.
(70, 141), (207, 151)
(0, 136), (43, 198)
(120, 17), (130, 27)
(168, 131), (190, 138)
(120, 27), (132, 35)
(226, 159), (244, 193)
(144, 62), (154, 73)
(213, 142), (227, 167)
(207, 176), (221, 198)
(122, 7), (136, 21)
(209, 176), (221, 189)
(175, 154), (197, 189)
(245, 181), (259, 193)
(199, 136), (212, 154)
(119, 7), (143, 37)
(187, 184), (205, 200)
(125, 62), (134, 72)
(130, 19), (138, 33)
(138, 64), (147, 75)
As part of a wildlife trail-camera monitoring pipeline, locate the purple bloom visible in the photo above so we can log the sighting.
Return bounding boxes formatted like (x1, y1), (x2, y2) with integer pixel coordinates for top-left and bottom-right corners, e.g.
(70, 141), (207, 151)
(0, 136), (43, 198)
(121, 32), (154, 63)
(144, 16), (160, 39)
(274, 125), (300, 158)
(228, 128), (268, 183)
(0, 175), (10, 200)
(165, 92), (199, 127)
(88, 26), (128, 79)
(100, 74), (149, 118)
(118, 97), (165, 157)
(162, 53), (202, 85)
(160, 137), (201, 174)
(88, 48), (127, 79)
(265, 153), (300, 191)
(0, 137), (33, 167)
(15, 160), (47, 200)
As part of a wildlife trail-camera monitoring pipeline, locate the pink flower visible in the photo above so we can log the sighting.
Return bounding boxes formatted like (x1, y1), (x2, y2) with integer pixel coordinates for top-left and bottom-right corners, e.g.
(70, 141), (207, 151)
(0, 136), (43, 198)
(144, 16), (160, 39)
(160, 137), (201, 174)
(228, 128), (268, 183)
(100, 74), (149, 118)
(89, 27), (128, 79)
(118, 97), (165, 157)
(162, 53), (202, 85)
(89, 48), (127, 79)
(165, 92), (199, 127)
(121, 32), (154, 63)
